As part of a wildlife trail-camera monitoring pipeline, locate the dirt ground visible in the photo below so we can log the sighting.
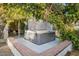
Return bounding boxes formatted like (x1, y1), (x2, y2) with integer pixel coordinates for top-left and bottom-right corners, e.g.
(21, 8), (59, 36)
(0, 42), (6, 47)
(66, 50), (79, 56)
(0, 42), (13, 56)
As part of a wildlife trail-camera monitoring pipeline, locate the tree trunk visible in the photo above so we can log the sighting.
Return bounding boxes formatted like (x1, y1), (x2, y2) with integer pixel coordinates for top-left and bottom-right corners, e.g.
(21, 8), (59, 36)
(18, 20), (20, 37)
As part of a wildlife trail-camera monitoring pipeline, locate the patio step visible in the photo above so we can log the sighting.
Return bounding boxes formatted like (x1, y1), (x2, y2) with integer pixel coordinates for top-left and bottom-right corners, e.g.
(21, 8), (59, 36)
(0, 45), (13, 56)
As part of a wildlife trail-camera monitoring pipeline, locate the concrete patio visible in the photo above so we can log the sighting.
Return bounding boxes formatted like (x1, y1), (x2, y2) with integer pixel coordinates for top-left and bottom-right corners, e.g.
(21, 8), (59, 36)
(7, 37), (72, 56)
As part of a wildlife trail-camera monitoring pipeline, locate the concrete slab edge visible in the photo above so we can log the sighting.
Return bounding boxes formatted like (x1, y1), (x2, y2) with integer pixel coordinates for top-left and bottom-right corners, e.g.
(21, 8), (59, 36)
(7, 39), (22, 56)
(57, 43), (72, 56)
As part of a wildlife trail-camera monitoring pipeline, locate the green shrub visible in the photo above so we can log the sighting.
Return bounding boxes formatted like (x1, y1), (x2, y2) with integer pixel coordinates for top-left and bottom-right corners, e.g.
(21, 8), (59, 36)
(60, 31), (79, 49)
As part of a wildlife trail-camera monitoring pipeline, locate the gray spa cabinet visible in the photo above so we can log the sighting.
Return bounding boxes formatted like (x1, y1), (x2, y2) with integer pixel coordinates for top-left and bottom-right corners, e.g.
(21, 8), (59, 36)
(24, 30), (55, 45)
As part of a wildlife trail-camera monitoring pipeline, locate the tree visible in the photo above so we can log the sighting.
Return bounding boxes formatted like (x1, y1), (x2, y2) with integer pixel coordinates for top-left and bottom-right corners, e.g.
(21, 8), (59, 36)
(3, 4), (28, 36)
